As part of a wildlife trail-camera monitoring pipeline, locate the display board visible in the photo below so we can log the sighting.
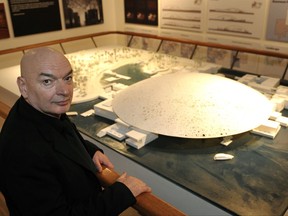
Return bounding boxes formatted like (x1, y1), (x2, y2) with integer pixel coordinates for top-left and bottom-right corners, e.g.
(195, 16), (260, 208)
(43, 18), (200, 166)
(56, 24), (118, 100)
(63, 0), (103, 29)
(266, 0), (288, 42)
(8, 0), (61, 36)
(0, 3), (9, 39)
(160, 0), (204, 32)
(124, 0), (158, 26)
(207, 0), (265, 39)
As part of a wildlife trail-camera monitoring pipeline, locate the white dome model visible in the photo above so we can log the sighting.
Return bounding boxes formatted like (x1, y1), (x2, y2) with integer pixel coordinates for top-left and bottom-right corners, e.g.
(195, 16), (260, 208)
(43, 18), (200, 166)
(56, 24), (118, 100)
(112, 71), (273, 138)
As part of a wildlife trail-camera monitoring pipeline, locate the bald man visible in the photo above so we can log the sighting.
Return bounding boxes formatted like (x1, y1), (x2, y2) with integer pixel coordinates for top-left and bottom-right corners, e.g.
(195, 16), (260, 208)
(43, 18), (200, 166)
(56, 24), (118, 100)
(0, 47), (151, 216)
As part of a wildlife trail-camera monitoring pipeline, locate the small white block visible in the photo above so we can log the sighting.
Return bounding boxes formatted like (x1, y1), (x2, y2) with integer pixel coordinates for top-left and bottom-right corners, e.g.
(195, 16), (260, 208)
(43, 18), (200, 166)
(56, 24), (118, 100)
(125, 138), (145, 149)
(125, 128), (158, 149)
(251, 120), (281, 139)
(96, 123), (131, 140)
(276, 86), (288, 95)
(66, 111), (78, 116)
(221, 139), (233, 146)
(270, 97), (285, 112)
(115, 74), (131, 80)
(96, 130), (107, 138)
(126, 130), (146, 142)
(112, 83), (128, 91)
(272, 94), (288, 109)
(220, 136), (233, 146)
(214, 153), (234, 161)
(105, 77), (119, 82)
(261, 76), (280, 88)
(102, 100), (112, 107)
(107, 130), (126, 141)
(275, 116), (288, 127)
(80, 109), (94, 117)
(269, 111), (282, 120)
(94, 99), (118, 120)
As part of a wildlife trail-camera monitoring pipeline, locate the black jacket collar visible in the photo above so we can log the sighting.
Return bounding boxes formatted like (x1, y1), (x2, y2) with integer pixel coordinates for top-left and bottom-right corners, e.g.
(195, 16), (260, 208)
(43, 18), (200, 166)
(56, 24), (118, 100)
(17, 96), (97, 174)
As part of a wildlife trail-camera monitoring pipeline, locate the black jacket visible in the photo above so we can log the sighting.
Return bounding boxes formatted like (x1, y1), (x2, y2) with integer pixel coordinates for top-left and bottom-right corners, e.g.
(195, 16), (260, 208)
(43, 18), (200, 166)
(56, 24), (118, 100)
(0, 96), (135, 216)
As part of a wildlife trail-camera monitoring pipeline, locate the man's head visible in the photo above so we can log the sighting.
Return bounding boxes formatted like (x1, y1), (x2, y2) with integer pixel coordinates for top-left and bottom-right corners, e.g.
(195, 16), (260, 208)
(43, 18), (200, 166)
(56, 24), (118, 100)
(17, 47), (73, 118)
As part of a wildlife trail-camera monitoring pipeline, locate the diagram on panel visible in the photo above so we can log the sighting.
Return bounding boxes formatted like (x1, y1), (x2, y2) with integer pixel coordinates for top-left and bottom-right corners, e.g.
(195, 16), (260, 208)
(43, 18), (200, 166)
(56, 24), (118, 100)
(207, 0), (265, 38)
(161, 0), (204, 32)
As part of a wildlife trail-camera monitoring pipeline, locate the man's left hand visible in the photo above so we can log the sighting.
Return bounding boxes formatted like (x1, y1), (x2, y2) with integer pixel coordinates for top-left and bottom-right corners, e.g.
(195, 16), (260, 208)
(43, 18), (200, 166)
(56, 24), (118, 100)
(92, 151), (114, 172)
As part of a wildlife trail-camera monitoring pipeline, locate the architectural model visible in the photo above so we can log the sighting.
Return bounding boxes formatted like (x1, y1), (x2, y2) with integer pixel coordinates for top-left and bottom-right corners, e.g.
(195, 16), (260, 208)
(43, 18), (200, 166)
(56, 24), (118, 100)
(0, 46), (286, 149)
(66, 46), (218, 104)
(112, 71), (273, 139)
(53, 46), (288, 146)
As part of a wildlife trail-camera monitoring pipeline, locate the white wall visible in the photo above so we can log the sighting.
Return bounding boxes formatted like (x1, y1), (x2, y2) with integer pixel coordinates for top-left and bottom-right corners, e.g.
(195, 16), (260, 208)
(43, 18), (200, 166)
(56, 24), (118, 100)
(1, 0), (288, 54)
(118, 0), (288, 52)
(0, 0), (288, 75)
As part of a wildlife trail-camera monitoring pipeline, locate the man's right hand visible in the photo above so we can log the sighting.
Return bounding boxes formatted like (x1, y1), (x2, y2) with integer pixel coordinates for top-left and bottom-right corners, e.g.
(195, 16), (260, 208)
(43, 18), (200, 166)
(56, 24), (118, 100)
(117, 172), (152, 197)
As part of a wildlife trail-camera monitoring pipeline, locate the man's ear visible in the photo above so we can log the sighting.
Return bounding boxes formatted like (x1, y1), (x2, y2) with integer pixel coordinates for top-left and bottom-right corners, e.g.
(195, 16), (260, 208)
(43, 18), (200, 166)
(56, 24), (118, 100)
(17, 76), (28, 98)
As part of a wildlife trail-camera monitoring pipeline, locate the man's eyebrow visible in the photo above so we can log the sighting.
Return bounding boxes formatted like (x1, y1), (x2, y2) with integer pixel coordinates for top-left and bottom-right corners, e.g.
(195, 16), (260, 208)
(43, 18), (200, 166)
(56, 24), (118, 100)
(39, 70), (73, 79)
(64, 70), (73, 77)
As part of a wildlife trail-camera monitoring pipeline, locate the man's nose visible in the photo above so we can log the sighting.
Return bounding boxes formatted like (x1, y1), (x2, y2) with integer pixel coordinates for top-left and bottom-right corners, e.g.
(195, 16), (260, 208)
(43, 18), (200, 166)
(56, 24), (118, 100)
(56, 81), (70, 95)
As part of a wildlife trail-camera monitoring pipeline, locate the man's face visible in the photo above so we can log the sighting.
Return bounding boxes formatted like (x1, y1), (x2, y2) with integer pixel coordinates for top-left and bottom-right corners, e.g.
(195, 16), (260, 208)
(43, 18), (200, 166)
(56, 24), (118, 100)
(19, 51), (73, 118)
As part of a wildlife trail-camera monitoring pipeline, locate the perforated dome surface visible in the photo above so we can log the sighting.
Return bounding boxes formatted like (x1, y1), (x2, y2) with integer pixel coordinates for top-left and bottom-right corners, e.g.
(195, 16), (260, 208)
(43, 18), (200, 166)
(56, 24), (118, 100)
(112, 72), (273, 138)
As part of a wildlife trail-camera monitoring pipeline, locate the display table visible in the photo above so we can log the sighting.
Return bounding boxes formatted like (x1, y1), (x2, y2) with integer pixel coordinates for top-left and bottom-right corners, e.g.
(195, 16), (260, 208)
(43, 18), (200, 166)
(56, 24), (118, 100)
(68, 98), (288, 216)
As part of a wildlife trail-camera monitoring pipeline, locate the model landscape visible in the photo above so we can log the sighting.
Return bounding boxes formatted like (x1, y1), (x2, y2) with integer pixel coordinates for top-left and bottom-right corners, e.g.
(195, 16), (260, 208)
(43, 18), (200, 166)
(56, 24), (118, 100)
(64, 47), (288, 148)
